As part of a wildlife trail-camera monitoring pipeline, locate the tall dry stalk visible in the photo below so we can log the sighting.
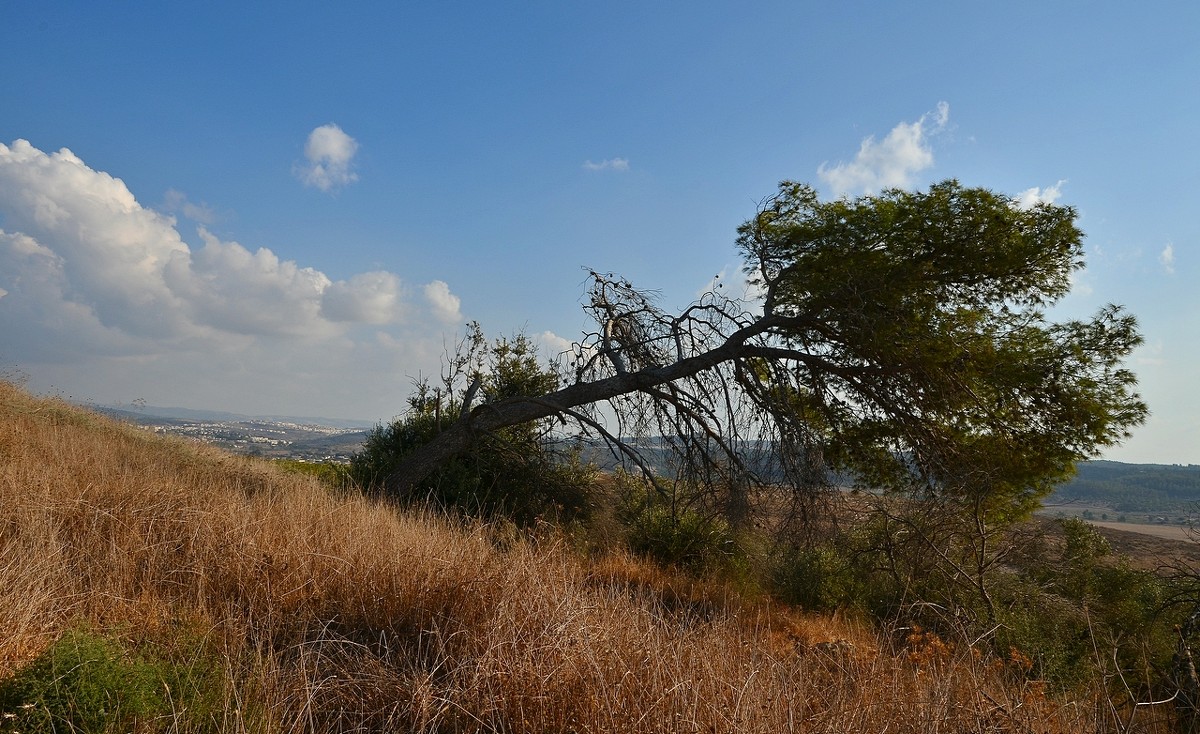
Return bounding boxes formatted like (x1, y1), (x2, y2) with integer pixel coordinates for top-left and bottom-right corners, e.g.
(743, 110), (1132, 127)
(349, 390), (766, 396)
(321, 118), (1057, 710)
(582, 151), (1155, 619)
(0, 382), (1171, 732)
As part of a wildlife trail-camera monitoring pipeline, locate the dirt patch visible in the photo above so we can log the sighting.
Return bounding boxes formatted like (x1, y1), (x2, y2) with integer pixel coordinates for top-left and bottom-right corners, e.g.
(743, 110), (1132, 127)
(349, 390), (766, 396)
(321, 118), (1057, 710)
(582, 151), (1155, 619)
(1088, 521), (1200, 571)
(1090, 520), (1194, 542)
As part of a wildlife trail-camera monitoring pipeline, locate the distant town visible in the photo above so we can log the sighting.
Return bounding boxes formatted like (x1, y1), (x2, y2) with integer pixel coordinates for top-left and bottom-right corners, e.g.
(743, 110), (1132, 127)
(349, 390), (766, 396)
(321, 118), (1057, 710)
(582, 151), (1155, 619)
(93, 405), (372, 463)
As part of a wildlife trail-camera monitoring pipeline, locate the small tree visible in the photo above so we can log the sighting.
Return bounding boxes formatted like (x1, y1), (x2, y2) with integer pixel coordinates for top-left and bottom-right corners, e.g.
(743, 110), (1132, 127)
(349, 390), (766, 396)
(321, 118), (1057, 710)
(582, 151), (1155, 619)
(352, 324), (595, 524)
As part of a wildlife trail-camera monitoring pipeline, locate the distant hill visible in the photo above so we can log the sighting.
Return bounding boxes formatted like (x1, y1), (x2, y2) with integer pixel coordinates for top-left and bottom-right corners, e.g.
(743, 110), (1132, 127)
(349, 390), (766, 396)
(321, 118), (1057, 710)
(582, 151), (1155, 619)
(90, 403), (376, 430)
(1049, 460), (1200, 513)
(584, 440), (1200, 515)
(85, 403), (373, 462)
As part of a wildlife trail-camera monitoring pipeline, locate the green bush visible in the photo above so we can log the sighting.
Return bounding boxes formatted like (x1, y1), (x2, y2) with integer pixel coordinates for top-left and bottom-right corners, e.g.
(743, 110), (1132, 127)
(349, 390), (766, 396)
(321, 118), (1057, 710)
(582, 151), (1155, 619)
(770, 544), (865, 611)
(0, 626), (228, 733)
(353, 411), (598, 526)
(273, 459), (354, 489)
(989, 576), (1093, 685)
(350, 328), (597, 526)
(618, 478), (742, 573)
(0, 629), (166, 732)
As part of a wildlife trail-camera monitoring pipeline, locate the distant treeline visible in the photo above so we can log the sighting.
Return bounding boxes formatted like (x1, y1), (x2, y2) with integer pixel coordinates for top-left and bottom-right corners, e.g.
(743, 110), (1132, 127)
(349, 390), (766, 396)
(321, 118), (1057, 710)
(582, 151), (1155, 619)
(579, 438), (1199, 514)
(1051, 460), (1200, 513)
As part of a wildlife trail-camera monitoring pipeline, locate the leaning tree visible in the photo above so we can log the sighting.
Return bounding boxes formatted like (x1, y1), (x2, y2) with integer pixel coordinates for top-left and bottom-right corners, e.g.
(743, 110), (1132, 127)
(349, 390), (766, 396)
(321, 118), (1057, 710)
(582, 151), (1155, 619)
(384, 180), (1146, 535)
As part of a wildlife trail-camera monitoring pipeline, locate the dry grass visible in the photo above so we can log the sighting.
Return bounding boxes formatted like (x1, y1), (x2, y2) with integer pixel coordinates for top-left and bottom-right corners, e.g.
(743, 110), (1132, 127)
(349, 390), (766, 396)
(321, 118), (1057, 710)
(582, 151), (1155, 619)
(0, 381), (1175, 732)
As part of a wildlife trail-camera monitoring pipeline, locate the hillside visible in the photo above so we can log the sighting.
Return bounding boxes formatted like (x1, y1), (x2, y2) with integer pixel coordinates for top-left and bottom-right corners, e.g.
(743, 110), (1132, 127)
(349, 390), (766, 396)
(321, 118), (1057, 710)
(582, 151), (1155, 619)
(1050, 460), (1200, 514)
(0, 381), (1174, 732)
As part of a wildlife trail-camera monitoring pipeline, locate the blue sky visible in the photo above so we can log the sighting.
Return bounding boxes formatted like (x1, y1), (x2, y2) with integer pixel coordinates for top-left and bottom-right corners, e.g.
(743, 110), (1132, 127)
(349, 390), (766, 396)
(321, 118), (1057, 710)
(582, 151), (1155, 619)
(1, 2), (1196, 463)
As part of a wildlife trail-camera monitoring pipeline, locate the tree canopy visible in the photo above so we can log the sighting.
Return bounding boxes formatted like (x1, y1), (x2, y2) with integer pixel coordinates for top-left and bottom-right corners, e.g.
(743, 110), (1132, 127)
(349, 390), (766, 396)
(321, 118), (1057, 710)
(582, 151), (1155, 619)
(382, 181), (1146, 530)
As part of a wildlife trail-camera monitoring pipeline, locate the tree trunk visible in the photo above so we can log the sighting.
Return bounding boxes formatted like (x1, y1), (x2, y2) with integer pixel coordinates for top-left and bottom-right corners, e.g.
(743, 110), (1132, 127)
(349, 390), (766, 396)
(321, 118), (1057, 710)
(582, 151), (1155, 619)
(383, 323), (766, 493)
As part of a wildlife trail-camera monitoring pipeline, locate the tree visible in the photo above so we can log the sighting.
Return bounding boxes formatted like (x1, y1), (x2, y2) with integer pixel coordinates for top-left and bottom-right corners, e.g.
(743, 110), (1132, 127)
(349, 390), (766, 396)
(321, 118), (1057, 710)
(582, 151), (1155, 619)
(354, 324), (595, 524)
(384, 181), (1146, 535)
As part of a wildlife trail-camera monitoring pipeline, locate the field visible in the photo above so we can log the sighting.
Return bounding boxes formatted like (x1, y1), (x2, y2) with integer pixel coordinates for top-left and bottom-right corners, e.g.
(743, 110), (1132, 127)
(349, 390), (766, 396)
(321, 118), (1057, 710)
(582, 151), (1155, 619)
(1088, 521), (1200, 573)
(1094, 520), (1195, 543)
(0, 381), (1186, 732)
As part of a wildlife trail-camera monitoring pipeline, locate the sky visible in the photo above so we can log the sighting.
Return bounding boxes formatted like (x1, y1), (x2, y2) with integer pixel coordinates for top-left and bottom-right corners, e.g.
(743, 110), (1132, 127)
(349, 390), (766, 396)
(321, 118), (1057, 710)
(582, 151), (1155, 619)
(1, 2), (1196, 464)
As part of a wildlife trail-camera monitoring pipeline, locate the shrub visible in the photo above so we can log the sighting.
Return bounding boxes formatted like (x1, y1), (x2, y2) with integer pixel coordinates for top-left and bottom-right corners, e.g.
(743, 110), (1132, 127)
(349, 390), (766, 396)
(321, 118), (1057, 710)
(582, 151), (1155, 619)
(617, 477), (743, 574)
(0, 626), (228, 734)
(273, 459), (354, 489)
(351, 326), (597, 525)
(770, 543), (865, 611)
(0, 629), (166, 732)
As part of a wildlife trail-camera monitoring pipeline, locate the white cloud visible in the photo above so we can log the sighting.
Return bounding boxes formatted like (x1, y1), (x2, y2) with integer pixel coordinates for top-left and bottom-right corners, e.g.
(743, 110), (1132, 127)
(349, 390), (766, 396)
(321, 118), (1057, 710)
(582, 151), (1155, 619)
(1013, 180), (1066, 210)
(536, 330), (575, 358)
(424, 280), (463, 324)
(0, 139), (196, 344)
(322, 271), (407, 324)
(1067, 268), (1094, 298)
(162, 188), (216, 224)
(295, 123), (359, 191)
(536, 329), (596, 373)
(162, 227), (334, 337)
(1160, 243), (1175, 275)
(0, 138), (462, 418)
(696, 265), (765, 303)
(818, 102), (949, 196)
(582, 157), (630, 172)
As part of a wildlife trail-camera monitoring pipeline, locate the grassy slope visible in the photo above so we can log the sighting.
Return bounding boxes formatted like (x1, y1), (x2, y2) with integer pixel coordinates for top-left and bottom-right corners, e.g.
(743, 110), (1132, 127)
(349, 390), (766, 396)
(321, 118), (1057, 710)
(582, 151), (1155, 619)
(0, 381), (1129, 732)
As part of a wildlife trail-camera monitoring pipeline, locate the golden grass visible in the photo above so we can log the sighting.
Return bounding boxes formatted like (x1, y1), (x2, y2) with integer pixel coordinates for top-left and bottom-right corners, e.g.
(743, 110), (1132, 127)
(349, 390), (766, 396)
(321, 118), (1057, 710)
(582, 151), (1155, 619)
(0, 381), (1174, 732)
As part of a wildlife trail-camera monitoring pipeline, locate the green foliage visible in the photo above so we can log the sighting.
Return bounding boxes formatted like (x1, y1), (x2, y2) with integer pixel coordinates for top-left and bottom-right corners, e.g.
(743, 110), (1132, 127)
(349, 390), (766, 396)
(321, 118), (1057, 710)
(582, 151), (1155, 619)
(724, 181), (1154, 691)
(617, 476), (743, 574)
(1051, 460), (1200, 513)
(993, 542), (1173, 689)
(0, 629), (163, 732)
(990, 576), (1094, 684)
(0, 623), (231, 734)
(272, 459), (354, 489)
(352, 325), (597, 525)
(803, 506), (1177, 690)
(1059, 517), (1110, 580)
(770, 543), (865, 612)
(737, 181), (1147, 524)
(2, 631), (152, 732)
(0, 626), (228, 734)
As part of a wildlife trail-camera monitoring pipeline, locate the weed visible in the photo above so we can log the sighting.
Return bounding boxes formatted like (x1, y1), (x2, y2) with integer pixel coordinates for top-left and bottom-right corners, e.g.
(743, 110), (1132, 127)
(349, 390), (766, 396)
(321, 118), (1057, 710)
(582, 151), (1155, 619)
(0, 629), (165, 732)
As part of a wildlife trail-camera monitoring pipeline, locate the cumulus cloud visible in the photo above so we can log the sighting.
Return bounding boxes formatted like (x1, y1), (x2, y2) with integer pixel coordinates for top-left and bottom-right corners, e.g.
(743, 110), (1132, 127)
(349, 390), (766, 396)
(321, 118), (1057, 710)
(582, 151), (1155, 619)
(696, 265), (766, 303)
(818, 102), (949, 196)
(536, 329), (596, 372)
(322, 271), (407, 324)
(582, 157), (630, 172)
(162, 227), (335, 337)
(0, 138), (464, 417)
(1013, 180), (1066, 210)
(1160, 243), (1175, 275)
(424, 280), (463, 324)
(295, 123), (359, 191)
(162, 188), (216, 224)
(0, 139), (195, 344)
(536, 330), (575, 357)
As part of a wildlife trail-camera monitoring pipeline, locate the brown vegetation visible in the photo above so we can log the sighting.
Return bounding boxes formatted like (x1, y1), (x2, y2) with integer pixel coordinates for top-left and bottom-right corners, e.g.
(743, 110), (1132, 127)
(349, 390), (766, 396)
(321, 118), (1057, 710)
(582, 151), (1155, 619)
(0, 382), (1175, 731)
